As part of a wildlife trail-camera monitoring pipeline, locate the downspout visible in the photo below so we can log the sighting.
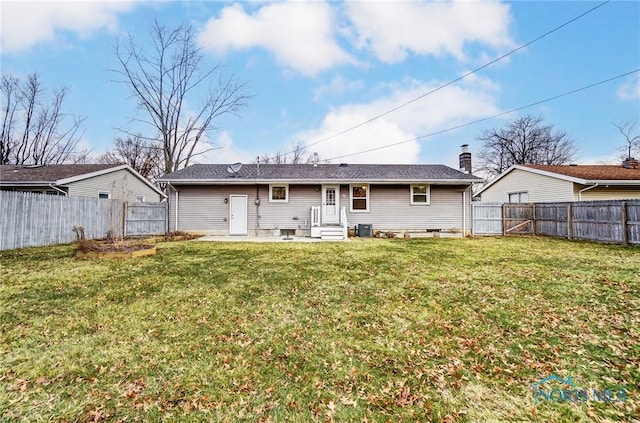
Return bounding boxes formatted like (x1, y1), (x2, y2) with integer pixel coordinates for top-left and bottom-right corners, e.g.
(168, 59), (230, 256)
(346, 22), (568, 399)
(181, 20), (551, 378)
(578, 183), (598, 201)
(462, 185), (472, 237)
(167, 182), (179, 231)
(255, 157), (261, 229)
(48, 184), (67, 196)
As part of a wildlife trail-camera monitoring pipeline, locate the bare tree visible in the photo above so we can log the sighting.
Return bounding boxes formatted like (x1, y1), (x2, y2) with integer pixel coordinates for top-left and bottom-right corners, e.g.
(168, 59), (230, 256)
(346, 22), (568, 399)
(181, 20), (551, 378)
(1, 73), (85, 165)
(613, 120), (640, 160)
(98, 135), (162, 179)
(477, 115), (577, 178)
(112, 20), (249, 174)
(257, 141), (325, 164)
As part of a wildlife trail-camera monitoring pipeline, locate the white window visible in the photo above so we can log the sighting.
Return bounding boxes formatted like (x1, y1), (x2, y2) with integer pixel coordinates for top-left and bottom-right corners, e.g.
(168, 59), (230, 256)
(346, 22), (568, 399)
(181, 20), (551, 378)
(350, 184), (369, 212)
(269, 184), (289, 203)
(135, 195), (145, 203)
(98, 191), (111, 199)
(410, 185), (430, 205)
(508, 192), (529, 203)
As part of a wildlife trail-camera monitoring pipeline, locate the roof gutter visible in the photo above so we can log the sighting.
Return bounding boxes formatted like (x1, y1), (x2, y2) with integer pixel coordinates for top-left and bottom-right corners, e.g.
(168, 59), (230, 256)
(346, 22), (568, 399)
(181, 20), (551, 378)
(578, 183), (599, 201)
(48, 184), (67, 196)
(156, 178), (483, 185)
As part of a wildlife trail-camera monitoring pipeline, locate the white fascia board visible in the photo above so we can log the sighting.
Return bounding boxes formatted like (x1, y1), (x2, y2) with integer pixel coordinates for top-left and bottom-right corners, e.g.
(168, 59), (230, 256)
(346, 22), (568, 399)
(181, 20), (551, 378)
(0, 181), (53, 186)
(511, 165), (587, 184)
(584, 180), (640, 186)
(159, 178), (482, 185)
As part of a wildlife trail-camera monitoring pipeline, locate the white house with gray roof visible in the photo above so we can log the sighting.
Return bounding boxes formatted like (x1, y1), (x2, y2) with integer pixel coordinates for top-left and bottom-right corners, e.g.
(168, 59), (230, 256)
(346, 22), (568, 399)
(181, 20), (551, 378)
(157, 152), (482, 240)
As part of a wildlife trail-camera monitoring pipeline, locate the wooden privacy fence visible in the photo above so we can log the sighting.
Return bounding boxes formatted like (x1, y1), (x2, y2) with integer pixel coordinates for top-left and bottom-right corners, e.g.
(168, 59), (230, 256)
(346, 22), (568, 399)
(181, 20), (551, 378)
(0, 191), (167, 251)
(473, 200), (640, 246)
(124, 202), (167, 236)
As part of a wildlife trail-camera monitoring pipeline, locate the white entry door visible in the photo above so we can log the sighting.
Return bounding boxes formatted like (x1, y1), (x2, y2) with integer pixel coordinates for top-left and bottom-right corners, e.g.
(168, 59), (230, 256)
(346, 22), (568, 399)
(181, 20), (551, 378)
(229, 195), (248, 235)
(322, 185), (340, 224)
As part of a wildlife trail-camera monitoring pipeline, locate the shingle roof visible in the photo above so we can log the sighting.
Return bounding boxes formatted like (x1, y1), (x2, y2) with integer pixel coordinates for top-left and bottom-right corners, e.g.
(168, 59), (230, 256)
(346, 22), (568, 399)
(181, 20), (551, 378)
(158, 163), (482, 183)
(0, 164), (120, 183)
(522, 164), (640, 181)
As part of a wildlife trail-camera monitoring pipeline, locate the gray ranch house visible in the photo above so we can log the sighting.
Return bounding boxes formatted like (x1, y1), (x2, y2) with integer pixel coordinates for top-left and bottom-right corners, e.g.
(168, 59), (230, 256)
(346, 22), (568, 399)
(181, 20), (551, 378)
(157, 157), (482, 240)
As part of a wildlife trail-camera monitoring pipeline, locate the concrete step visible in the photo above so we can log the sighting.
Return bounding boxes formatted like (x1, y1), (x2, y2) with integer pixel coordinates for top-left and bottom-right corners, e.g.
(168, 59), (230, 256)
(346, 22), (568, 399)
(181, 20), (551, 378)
(321, 228), (344, 240)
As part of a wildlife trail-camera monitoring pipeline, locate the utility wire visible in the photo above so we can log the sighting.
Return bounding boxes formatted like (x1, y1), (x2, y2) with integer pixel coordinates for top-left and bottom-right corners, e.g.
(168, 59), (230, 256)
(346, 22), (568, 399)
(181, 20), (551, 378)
(325, 68), (640, 162)
(272, 0), (611, 159)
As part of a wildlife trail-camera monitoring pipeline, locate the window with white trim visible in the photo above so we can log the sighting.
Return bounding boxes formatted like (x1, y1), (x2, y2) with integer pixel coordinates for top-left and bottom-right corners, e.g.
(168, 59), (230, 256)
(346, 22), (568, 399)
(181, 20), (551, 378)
(410, 185), (430, 205)
(269, 184), (289, 203)
(350, 184), (369, 212)
(508, 191), (529, 203)
(98, 191), (111, 199)
(135, 195), (145, 203)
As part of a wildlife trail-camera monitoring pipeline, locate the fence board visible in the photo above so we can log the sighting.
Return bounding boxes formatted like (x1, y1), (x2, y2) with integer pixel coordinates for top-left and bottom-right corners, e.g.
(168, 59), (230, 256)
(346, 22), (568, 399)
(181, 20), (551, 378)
(0, 192), (124, 250)
(125, 202), (167, 236)
(472, 203), (502, 235)
(473, 199), (640, 246)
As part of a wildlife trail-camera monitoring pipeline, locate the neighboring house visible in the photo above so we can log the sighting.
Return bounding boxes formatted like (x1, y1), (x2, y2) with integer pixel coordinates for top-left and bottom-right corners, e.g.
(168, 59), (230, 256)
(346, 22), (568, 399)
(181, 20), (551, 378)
(157, 152), (483, 240)
(0, 164), (165, 202)
(477, 161), (640, 203)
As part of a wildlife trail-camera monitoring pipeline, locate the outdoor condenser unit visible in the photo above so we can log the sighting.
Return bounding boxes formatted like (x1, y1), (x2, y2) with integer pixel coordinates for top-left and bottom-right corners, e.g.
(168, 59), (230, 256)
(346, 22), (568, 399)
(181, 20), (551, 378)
(356, 224), (373, 237)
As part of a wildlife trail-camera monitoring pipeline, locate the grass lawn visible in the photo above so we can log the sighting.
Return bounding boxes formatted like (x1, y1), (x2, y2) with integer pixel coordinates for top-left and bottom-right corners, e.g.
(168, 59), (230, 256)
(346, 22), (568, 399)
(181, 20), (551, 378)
(1, 236), (638, 422)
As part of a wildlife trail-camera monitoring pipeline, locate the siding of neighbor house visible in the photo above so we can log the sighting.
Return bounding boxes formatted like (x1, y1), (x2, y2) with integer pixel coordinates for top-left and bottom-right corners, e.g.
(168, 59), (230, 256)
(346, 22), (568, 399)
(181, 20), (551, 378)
(479, 168), (574, 202)
(573, 185), (640, 200)
(67, 169), (161, 201)
(169, 184), (471, 235)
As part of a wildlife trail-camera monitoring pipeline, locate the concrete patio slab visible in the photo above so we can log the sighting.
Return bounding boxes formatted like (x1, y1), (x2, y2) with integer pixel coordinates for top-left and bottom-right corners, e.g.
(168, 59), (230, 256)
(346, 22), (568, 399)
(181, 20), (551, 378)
(194, 235), (349, 243)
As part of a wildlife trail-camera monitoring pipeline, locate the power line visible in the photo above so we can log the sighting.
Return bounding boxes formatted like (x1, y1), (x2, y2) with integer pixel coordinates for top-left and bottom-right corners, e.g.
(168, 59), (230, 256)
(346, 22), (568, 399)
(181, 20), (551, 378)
(273, 0), (610, 159)
(325, 68), (640, 162)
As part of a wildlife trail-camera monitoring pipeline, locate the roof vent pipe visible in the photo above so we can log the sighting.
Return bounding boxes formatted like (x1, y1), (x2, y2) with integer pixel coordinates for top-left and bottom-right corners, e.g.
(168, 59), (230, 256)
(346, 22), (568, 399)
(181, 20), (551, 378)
(459, 144), (472, 174)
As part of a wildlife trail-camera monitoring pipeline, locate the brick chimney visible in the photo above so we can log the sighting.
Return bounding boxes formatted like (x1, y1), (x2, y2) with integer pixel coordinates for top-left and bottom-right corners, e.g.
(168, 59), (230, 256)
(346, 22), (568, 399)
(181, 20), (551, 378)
(459, 144), (472, 174)
(622, 157), (639, 169)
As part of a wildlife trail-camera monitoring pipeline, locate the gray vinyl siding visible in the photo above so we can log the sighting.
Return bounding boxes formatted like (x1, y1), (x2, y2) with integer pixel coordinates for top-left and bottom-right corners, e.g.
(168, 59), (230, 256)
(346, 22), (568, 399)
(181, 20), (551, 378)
(67, 169), (161, 201)
(479, 169), (574, 202)
(169, 183), (471, 234)
(344, 185), (469, 231)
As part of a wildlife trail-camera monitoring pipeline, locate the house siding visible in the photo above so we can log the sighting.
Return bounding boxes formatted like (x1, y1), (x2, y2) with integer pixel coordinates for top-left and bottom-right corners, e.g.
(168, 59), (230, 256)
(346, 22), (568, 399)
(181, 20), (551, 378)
(479, 169), (574, 202)
(343, 185), (470, 232)
(574, 185), (640, 200)
(169, 183), (472, 235)
(67, 169), (161, 201)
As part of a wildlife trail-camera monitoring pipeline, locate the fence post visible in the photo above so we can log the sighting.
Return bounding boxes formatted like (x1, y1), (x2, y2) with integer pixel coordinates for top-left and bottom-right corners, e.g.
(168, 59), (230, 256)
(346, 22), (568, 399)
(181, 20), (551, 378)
(621, 201), (628, 246)
(567, 203), (573, 240)
(502, 203), (507, 236)
(532, 203), (536, 235)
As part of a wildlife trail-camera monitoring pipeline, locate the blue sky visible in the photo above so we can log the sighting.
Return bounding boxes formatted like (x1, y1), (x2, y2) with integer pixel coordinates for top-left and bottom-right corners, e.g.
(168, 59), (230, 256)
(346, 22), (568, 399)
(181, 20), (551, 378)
(1, 0), (639, 171)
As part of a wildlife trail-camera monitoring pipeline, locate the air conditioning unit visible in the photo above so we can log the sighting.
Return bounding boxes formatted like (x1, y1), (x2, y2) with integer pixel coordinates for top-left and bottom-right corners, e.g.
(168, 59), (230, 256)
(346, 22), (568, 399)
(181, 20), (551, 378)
(355, 223), (372, 237)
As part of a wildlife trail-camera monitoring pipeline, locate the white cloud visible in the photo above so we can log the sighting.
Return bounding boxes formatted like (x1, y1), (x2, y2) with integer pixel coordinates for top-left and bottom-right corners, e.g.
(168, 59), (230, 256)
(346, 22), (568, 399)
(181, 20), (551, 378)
(314, 76), (364, 101)
(197, 1), (355, 76)
(344, 1), (513, 63)
(617, 74), (640, 101)
(0, 1), (134, 53)
(296, 76), (502, 164)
